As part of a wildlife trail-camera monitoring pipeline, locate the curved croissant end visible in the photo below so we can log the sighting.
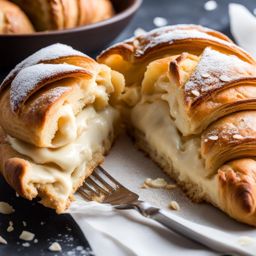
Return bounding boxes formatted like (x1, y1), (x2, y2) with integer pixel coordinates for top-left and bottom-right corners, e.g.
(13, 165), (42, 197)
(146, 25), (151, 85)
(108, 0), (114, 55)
(218, 159), (256, 226)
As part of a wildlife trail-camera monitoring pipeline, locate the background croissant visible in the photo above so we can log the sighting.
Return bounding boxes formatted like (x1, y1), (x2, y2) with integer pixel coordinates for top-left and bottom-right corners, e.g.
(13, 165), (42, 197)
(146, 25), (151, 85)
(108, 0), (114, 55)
(0, 0), (34, 34)
(11, 0), (114, 31)
(98, 25), (256, 227)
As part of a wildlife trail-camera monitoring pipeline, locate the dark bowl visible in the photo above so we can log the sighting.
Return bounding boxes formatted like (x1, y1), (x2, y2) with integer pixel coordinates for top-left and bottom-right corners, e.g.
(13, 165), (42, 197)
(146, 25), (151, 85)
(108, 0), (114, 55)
(0, 0), (142, 69)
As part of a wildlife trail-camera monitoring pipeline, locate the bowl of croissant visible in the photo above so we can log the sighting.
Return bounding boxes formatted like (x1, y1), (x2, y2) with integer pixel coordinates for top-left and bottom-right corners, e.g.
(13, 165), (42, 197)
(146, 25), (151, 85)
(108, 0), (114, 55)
(0, 0), (142, 68)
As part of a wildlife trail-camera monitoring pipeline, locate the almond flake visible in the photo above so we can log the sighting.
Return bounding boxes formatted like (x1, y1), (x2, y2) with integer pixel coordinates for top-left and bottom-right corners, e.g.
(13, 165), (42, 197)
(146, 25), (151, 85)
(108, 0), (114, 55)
(191, 89), (200, 97)
(169, 201), (180, 211)
(208, 135), (218, 141)
(0, 202), (15, 214)
(204, 0), (217, 11)
(134, 28), (146, 37)
(0, 236), (7, 244)
(144, 178), (168, 188)
(49, 242), (62, 252)
(219, 75), (231, 82)
(19, 231), (35, 241)
(7, 225), (14, 232)
(233, 134), (243, 140)
(153, 17), (168, 27)
(201, 73), (210, 78)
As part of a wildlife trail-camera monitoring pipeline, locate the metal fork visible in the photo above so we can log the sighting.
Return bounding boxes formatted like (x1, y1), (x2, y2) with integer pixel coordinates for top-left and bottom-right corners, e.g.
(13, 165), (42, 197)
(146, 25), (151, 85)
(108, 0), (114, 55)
(79, 166), (253, 256)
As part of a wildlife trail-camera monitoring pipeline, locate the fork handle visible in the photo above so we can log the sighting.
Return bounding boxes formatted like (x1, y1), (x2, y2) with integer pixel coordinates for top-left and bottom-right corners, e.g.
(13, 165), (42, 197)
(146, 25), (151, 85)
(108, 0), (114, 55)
(115, 201), (253, 256)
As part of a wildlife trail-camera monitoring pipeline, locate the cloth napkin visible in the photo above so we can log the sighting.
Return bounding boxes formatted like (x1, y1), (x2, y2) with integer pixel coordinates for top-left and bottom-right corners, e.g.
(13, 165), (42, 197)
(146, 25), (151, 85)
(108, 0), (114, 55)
(69, 6), (256, 255)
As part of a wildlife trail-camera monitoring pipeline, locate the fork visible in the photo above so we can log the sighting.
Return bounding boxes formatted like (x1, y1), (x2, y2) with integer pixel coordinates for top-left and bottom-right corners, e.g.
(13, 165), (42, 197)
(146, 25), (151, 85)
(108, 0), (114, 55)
(79, 166), (253, 256)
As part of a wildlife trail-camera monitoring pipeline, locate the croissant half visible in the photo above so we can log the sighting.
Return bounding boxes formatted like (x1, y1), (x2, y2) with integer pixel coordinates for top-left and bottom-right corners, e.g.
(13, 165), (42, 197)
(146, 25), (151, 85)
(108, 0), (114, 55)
(98, 25), (256, 226)
(0, 44), (124, 213)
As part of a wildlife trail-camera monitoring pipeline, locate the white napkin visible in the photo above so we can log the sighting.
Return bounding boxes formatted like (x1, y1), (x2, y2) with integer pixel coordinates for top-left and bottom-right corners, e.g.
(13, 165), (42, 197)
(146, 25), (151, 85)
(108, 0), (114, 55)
(229, 3), (256, 57)
(69, 136), (256, 256)
(69, 7), (256, 255)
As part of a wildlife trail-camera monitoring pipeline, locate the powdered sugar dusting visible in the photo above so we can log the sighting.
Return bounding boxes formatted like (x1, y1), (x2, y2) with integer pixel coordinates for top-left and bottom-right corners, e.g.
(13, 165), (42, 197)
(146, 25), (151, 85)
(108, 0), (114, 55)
(185, 47), (255, 104)
(1, 43), (88, 90)
(10, 63), (87, 112)
(132, 26), (236, 58)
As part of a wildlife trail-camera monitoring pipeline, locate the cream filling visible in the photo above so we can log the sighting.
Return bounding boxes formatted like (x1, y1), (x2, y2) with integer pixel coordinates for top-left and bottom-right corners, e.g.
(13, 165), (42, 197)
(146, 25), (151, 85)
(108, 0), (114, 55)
(8, 106), (118, 201)
(131, 100), (219, 204)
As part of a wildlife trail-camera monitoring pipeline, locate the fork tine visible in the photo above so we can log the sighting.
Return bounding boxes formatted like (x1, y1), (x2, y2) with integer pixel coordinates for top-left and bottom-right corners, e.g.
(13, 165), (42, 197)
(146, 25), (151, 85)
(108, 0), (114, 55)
(96, 166), (123, 187)
(86, 176), (109, 195)
(91, 170), (116, 192)
(78, 188), (91, 201)
(82, 180), (100, 196)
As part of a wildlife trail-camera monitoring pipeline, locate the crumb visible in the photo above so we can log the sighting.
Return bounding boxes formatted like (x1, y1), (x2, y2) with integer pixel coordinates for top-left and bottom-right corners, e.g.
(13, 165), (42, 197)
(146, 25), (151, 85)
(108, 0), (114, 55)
(169, 201), (180, 211)
(153, 17), (168, 27)
(219, 75), (231, 82)
(204, 0), (217, 11)
(0, 202), (15, 214)
(49, 242), (62, 252)
(0, 236), (7, 244)
(16, 192), (19, 197)
(142, 178), (176, 190)
(208, 135), (218, 141)
(19, 231), (35, 241)
(238, 236), (256, 246)
(191, 89), (200, 97)
(134, 28), (146, 37)
(34, 239), (38, 243)
(40, 221), (45, 226)
(22, 221), (27, 227)
(22, 242), (30, 247)
(7, 225), (14, 232)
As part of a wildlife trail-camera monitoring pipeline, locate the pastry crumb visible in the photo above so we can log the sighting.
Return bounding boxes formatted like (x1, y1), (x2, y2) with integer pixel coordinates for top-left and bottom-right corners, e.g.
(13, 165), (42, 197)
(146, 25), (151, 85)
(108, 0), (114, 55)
(7, 222), (14, 232)
(0, 236), (7, 245)
(142, 178), (176, 190)
(22, 242), (30, 247)
(0, 202), (15, 214)
(134, 28), (146, 37)
(19, 231), (35, 241)
(49, 242), (62, 252)
(34, 239), (38, 243)
(22, 221), (27, 227)
(169, 201), (180, 211)
(153, 17), (168, 27)
(238, 236), (256, 246)
(204, 0), (217, 11)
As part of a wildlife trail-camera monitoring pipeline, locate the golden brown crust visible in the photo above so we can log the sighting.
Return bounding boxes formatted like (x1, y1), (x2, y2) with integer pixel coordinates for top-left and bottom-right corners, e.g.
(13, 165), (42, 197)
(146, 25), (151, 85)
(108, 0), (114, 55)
(109, 25), (256, 227)
(0, 0), (34, 34)
(12, 0), (114, 31)
(0, 126), (112, 213)
(218, 159), (256, 226)
(98, 25), (255, 89)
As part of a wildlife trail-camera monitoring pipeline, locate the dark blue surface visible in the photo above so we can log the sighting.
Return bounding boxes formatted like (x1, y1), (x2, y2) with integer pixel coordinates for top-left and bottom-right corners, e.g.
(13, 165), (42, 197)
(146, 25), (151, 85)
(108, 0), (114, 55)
(1, 0), (256, 255)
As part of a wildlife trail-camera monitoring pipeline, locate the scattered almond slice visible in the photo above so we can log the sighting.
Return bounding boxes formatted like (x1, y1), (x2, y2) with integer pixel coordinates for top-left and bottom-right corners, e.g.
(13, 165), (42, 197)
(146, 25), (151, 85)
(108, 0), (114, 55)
(22, 242), (30, 247)
(134, 28), (146, 37)
(169, 201), (180, 211)
(142, 178), (176, 190)
(0, 202), (15, 214)
(19, 231), (35, 241)
(0, 236), (7, 245)
(49, 242), (62, 252)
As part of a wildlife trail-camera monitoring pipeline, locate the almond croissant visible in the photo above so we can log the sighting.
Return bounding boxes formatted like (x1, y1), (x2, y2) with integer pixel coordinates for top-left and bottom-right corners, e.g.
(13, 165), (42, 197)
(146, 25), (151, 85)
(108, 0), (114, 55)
(0, 43), (124, 213)
(98, 25), (256, 226)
